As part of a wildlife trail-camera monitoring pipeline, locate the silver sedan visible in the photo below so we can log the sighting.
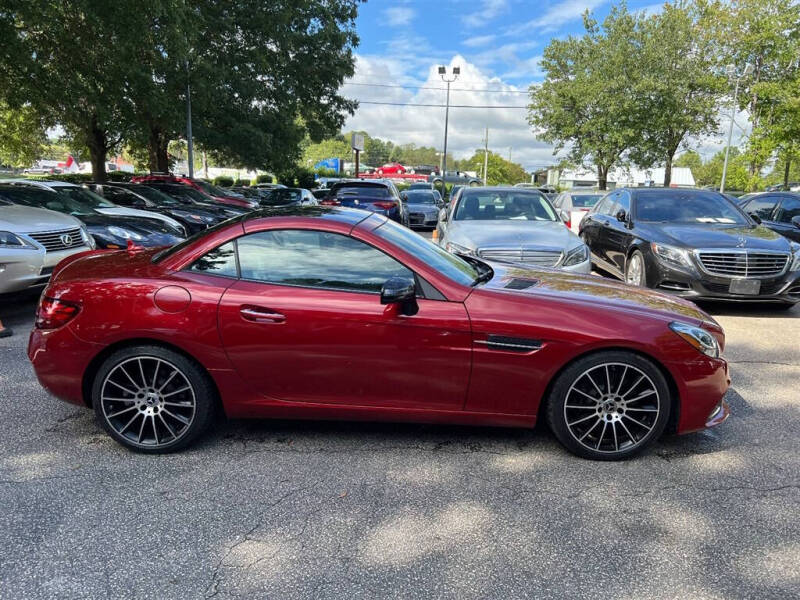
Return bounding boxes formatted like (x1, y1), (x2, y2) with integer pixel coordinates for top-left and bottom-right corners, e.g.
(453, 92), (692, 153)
(0, 200), (94, 294)
(435, 187), (591, 273)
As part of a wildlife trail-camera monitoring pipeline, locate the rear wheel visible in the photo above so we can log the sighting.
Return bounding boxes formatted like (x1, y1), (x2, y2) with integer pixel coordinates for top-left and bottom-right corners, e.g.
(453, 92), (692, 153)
(546, 351), (671, 460)
(92, 345), (216, 453)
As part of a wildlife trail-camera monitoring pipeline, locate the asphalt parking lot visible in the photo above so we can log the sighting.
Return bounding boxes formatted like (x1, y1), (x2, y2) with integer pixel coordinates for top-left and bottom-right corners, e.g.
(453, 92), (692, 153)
(1, 286), (799, 599)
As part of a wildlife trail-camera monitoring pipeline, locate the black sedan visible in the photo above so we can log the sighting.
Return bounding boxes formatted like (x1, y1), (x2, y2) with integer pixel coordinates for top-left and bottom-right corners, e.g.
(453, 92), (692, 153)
(87, 183), (223, 234)
(0, 185), (184, 249)
(579, 188), (800, 307)
(259, 187), (318, 208)
(135, 182), (249, 218)
(738, 191), (800, 243)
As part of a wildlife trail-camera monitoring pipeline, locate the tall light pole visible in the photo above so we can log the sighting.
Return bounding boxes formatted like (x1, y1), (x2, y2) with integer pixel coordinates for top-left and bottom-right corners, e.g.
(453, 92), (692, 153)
(438, 65), (459, 200)
(186, 60), (194, 178)
(720, 63), (752, 193)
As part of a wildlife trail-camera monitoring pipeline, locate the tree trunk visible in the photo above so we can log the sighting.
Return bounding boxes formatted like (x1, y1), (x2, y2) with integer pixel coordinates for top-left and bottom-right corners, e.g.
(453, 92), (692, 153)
(597, 165), (608, 190)
(87, 115), (108, 182)
(147, 123), (171, 173)
(784, 156), (791, 188)
(663, 154), (672, 187)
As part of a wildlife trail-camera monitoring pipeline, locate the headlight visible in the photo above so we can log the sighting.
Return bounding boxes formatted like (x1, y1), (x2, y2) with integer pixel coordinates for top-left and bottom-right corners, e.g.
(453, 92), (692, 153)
(107, 226), (144, 241)
(563, 244), (589, 267)
(446, 242), (474, 256)
(790, 244), (800, 271)
(651, 242), (692, 268)
(669, 321), (720, 358)
(80, 228), (96, 249)
(0, 231), (33, 248)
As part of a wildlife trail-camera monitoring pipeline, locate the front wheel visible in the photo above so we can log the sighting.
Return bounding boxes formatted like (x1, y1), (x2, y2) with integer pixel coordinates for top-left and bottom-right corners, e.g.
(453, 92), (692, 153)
(92, 345), (216, 453)
(546, 351), (671, 460)
(625, 250), (646, 287)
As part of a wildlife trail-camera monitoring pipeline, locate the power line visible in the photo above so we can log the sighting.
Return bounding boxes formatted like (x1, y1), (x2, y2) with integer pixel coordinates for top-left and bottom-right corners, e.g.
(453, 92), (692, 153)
(355, 100), (528, 109)
(343, 81), (530, 94)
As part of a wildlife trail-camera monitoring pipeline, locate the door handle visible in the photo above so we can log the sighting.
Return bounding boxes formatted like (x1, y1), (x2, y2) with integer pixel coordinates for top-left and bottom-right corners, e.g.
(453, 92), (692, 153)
(240, 306), (286, 323)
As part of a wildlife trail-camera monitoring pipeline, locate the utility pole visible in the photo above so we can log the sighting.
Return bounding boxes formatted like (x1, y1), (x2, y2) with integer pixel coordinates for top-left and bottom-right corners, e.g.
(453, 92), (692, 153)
(508, 147), (512, 163)
(483, 126), (489, 186)
(438, 65), (460, 199)
(721, 63), (753, 193)
(186, 60), (194, 178)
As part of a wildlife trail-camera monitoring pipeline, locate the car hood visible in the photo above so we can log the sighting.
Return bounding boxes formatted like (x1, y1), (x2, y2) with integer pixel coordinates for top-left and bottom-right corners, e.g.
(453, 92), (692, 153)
(97, 207), (182, 229)
(643, 223), (790, 251)
(81, 214), (181, 235)
(0, 205), (84, 232)
(449, 219), (580, 250)
(479, 261), (715, 325)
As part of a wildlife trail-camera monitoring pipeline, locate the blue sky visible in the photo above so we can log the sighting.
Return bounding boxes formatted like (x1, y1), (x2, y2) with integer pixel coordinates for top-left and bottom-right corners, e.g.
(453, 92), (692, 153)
(341, 0), (727, 172)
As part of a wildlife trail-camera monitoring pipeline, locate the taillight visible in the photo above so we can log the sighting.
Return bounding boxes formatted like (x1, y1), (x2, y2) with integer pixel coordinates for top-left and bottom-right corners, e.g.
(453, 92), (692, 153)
(373, 201), (397, 210)
(35, 297), (80, 329)
(564, 219), (571, 229)
(320, 198), (340, 206)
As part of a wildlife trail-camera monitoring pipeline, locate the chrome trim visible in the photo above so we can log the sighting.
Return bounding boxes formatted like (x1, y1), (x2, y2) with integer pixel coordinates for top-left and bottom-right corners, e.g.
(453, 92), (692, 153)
(692, 248), (790, 279)
(477, 246), (564, 267)
(476, 337), (543, 353)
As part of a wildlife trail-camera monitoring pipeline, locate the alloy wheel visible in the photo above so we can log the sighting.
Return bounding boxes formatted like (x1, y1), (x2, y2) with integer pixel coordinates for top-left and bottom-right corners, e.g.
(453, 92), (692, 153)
(626, 253), (644, 286)
(563, 362), (660, 455)
(99, 356), (196, 449)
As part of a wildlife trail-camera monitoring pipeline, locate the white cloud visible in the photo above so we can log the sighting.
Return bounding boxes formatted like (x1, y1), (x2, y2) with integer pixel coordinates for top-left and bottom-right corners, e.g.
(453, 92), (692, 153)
(463, 34), (497, 48)
(384, 6), (416, 27)
(462, 0), (510, 28)
(342, 55), (561, 172)
(505, 0), (607, 35)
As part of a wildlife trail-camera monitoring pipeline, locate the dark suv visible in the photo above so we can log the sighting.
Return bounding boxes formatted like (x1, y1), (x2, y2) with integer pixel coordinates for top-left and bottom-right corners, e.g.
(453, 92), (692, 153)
(321, 179), (408, 226)
(738, 192), (800, 243)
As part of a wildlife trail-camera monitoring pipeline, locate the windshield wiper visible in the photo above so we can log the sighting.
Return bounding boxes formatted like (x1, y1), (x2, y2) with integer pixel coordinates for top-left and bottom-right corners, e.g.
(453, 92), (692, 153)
(461, 256), (493, 286)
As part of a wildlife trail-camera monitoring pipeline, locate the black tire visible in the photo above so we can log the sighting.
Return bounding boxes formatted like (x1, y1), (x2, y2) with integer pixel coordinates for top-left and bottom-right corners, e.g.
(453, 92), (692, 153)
(625, 249), (647, 287)
(91, 345), (217, 453)
(546, 351), (671, 460)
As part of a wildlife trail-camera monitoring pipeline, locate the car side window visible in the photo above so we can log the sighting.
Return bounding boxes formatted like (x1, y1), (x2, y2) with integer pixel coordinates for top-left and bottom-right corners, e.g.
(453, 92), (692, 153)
(745, 195), (779, 220)
(552, 194), (563, 208)
(236, 229), (412, 293)
(775, 196), (800, 223)
(189, 241), (238, 277)
(593, 195), (612, 215)
(617, 191), (631, 214)
(601, 192), (620, 216)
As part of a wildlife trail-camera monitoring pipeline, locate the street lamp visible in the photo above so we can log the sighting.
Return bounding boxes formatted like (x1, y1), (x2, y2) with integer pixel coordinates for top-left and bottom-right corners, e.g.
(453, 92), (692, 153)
(438, 65), (459, 199)
(720, 63), (753, 194)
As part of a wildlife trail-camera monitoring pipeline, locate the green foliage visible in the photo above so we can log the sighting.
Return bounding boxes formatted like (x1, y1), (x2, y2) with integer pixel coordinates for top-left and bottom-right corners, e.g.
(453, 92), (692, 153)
(212, 176), (235, 187)
(314, 167), (339, 178)
(276, 166), (315, 189)
(0, 102), (48, 167)
(302, 137), (352, 168)
(236, 178), (251, 187)
(460, 151), (529, 185)
(255, 174), (274, 184)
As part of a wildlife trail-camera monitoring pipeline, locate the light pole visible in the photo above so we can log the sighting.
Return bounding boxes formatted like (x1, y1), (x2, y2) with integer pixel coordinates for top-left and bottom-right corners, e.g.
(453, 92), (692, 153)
(438, 65), (459, 199)
(720, 63), (752, 194)
(186, 59), (194, 178)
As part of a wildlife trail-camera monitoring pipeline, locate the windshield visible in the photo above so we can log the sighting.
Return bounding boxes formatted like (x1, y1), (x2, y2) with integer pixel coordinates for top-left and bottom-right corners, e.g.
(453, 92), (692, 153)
(405, 191), (437, 205)
(454, 190), (557, 221)
(261, 189), (302, 206)
(0, 186), (98, 216)
(335, 185), (391, 199)
(193, 180), (230, 197)
(570, 194), (602, 208)
(58, 186), (116, 208)
(156, 185), (209, 203)
(634, 192), (749, 225)
(370, 217), (479, 286)
(128, 185), (182, 207)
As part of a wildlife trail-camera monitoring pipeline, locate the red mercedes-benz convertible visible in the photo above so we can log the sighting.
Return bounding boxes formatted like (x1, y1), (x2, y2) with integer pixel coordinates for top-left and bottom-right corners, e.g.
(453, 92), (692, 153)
(28, 207), (730, 459)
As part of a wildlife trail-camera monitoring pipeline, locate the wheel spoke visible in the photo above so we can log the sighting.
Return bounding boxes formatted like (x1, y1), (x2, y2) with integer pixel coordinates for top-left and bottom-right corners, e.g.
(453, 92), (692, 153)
(614, 366), (628, 395)
(621, 375), (645, 399)
(565, 404), (596, 409)
(138, 359), (148, 389)
(626, 407), (658, 412)
(163, 386), (191, 398)
(624, 414), (653, 431)
(158, 413), (176, 440)
(611, 421), (619, 452)
(119, 365), (141, 390)
(627, 390), (656, 403)
(152, 359), (161, 388)
(618, 418), (638, 443)
(583, 371), (604, 396)
(137, 414), (147, 443)
(568, 413), (598, 427)
(595, 422), (608, 449)
(151, 415), (159, 445)
(106, 406), (137, 419)
(158, 370), (178, 393)
(162, 408), (190, 425)
(107, 380), (137, 396)
(118, 413), (140, 434)
(102, 397), (136, 404)
(605, 365), (611, 395)
(571, 387), (600, 402)
(579, 419), (602, 442)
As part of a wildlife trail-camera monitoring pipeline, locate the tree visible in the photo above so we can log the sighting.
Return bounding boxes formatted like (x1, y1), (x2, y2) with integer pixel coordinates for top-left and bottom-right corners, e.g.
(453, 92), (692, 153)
(628, 1), (724, 187)
(460, 151), (529, 185)
(528, 6), (642, 190)
(302, 137), (353, 168)
(0, 102), (48, 167)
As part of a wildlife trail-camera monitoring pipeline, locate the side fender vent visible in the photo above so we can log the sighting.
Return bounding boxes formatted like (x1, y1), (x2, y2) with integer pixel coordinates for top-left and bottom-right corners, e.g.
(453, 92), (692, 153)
(505, 278), (539, 290)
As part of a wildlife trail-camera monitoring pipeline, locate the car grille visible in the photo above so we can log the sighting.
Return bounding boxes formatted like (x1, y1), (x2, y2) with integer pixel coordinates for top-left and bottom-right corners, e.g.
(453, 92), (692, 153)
(27, 228), (85, 252)
(696, 251), (789, 278)
(478, 248), (562, 267)
(409, 213), (425, 224)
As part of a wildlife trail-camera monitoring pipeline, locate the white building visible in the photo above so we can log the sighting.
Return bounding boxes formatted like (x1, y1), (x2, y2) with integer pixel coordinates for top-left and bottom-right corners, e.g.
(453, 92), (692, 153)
(551, 166), (695, 189)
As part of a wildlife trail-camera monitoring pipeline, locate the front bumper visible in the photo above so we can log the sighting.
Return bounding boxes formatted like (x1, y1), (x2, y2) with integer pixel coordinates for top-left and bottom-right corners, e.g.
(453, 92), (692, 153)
(646, 254), (800, 304)
(666, 355), (731, 434)
(408, 212), (439, 229)
(0, 246), (89, 294)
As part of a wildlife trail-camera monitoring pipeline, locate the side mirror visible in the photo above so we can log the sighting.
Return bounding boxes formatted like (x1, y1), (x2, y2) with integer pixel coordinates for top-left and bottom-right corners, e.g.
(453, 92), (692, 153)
(400, 193), (408, 202)
(792, 215), (800, 229)
(615, 209), (627, 223)
(380, 276), (418, 316)
(749, 213), (762, 224)
(560, 209), (570, 223)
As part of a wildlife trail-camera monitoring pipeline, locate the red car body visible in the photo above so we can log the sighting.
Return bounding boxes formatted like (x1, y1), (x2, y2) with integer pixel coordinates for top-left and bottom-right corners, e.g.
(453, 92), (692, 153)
(28, 208), (730, 456)
(376, 163), (407, 176)
(131, 175), (256, 209)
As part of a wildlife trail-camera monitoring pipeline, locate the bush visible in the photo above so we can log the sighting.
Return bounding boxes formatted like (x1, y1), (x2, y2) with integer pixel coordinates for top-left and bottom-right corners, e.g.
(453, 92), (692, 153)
(276, 166), (315, 189)
(255, 173), (274, 184)
(314, 167), (339, 178)
(212, 175), (234, 187)
(107, 170), (134, 182)
(39, 173), (93, 184)
(235, 178), (251, 186)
